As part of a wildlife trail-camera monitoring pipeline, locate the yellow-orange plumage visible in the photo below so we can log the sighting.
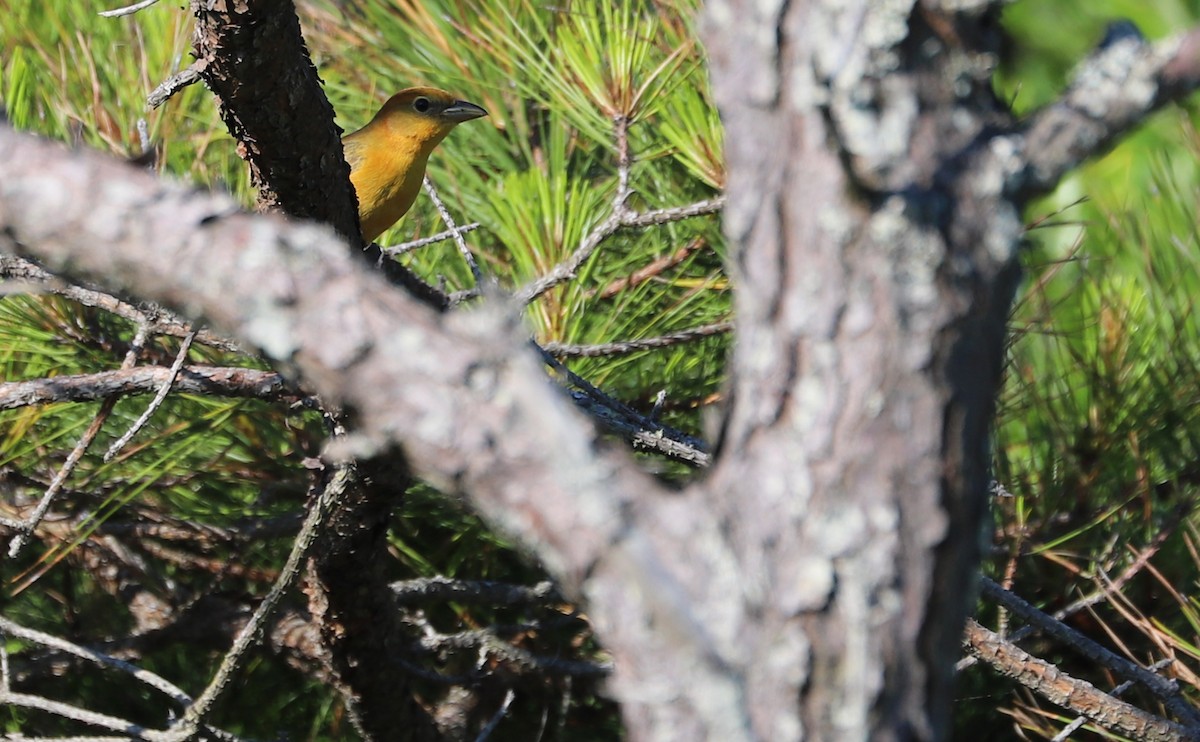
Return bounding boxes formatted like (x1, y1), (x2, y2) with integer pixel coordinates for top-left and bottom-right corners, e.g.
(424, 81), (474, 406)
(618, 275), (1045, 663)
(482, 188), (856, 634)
(342, 87), (487, 242)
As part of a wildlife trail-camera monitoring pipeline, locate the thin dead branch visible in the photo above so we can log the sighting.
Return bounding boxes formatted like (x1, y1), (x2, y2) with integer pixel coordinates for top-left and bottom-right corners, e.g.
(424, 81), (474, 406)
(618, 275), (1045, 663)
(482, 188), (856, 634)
(964, 619), (1197, 741)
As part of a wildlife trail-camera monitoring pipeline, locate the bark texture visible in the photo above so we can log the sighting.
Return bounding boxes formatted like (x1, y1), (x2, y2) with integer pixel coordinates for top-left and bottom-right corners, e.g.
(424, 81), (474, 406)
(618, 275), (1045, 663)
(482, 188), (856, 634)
(188, 4), (446, 736)
(695, 1), (1016, 738)
(190, 0), (361, 244)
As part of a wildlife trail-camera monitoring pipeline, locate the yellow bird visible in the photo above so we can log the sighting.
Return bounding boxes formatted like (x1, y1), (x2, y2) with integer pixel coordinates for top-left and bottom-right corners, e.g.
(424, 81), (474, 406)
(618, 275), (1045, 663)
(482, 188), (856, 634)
(342, 87), (488, 242)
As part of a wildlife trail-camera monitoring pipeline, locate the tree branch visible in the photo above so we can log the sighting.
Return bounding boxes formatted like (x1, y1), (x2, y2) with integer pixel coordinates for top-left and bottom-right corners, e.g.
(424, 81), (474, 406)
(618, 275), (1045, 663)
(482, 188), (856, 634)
(0, 120), (741, 739)
(979, 576), (1200, 727)
(1018, 24), (1200, 198)
(964, 619), (1199, 741)
(187, 0), (360, 244)
(0, 255), (241, 352)
(0, 366), (291, 410)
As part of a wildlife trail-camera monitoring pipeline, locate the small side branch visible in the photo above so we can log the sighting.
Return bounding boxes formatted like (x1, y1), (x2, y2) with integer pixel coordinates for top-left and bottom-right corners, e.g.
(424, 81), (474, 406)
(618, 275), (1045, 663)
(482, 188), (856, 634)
(543, 321), (732, 358)
(591, 236), (707, 299)
(384, 223), (481, 257)
(964, 619), (1197, 742)
(1018, 24), (1200, 198)
(104, 329), (196, 461)
(98, 0), (159, 17)
(0, 255), (239, 351)
(979, 577), (1200, 727)
(412, 628), (610, 679)
(0, 365), (290, 410)
(514, 113), (724, 304)
(146, 62), (204, 110)
(515, 197), (724, 305)
(422, 176), (482, 286)
(165, 463), (352, 740)
(391, 577), (559, 608)
(6, 325), (149, 557)
(0, 616), (190, 705)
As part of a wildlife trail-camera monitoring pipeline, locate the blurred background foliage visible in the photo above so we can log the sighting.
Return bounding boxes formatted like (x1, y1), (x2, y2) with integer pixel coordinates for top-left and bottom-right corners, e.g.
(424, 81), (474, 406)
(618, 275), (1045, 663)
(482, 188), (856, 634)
(4, 0), (1200, 738)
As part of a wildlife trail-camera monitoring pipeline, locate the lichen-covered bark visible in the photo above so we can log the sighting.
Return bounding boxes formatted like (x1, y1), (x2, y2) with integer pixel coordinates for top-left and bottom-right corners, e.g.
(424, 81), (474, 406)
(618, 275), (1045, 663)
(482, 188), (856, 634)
(697, 1), (1018, 738)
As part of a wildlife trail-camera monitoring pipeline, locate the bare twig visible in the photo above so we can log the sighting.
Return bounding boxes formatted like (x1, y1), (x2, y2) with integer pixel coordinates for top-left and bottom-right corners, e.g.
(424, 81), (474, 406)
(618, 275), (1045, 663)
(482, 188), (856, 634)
(422, 176), (482, 286)
(7, 324), (149, 557)
(98, 0), (159, 17)
(964, 619), (1196, 742)
(622, 199), (727, 228)
(515, 196), (724, 304)
(135, 118), (154, 168)
(649, 390), (666, 421)
(146, 62), (203, 110)
(165, 463), (351, 740)
(515, 115), (723, 305)
(0, 255), (239, 351)
(104, 328), (195, 458)
(0, 616), (190, 705)
(474, 688), (516, 742)
(391, 577), (559, 607)
(384, 222), (481, 256)
(592, 236), (706, 299)
(0, 691), (157, 739)
(614, 114), (631, 198)
(137, 538), (278, 582)
(414, 629), (610, 679)
(0, 737), (148, 741)
(542, 321), (732, 358)
(445, 286), (481, 307)
(1, 629), (9, 693)
(104, 329), (196, 461)
(979, 577), (1200, 727)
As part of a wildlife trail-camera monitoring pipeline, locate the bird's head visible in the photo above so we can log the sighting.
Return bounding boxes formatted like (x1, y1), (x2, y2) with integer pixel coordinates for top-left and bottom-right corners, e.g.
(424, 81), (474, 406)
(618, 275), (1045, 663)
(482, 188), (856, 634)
(370, 87), (488, 148)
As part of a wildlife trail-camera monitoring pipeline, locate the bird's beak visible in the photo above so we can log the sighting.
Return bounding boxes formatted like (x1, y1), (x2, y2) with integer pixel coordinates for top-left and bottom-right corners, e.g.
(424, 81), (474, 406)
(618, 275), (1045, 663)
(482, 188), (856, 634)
(442, 100), (488, 123)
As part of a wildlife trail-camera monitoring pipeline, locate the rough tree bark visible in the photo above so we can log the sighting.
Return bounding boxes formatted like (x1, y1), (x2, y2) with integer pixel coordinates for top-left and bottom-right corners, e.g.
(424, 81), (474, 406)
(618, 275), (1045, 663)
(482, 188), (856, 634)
(693, 2), (1017, 738)
(188, 3), (445, 737)
(4, 1), (1200, 740)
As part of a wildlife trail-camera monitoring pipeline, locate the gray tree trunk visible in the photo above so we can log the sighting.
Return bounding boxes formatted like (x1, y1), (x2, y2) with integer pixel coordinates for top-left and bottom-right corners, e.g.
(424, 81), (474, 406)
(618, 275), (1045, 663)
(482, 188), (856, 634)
(612, 1), (1020, 737)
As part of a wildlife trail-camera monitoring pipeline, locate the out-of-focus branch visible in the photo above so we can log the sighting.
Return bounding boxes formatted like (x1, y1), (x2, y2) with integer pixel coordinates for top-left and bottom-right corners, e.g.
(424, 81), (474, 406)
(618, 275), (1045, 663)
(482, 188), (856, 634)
(0, 365), (291, 410)
(0, 127), (669, 586)
(1017, 24), (1200, 198)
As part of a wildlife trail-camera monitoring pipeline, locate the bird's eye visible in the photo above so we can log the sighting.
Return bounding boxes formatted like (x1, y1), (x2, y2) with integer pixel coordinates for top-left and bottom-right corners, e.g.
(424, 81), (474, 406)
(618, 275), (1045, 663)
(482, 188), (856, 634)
(413, 97), (431, 113)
